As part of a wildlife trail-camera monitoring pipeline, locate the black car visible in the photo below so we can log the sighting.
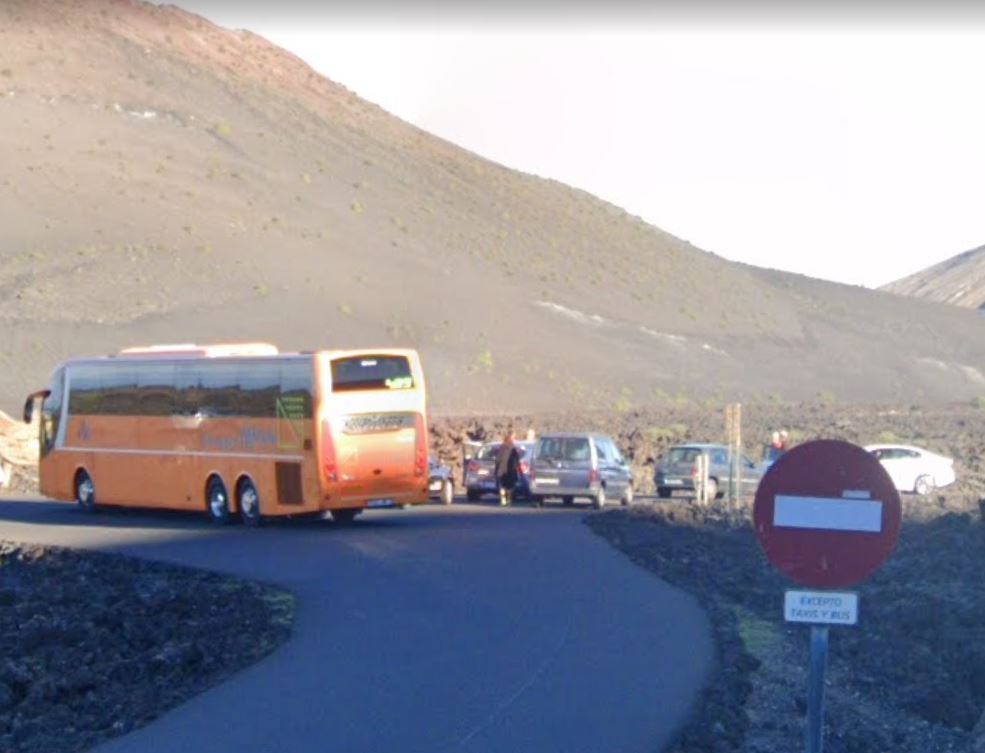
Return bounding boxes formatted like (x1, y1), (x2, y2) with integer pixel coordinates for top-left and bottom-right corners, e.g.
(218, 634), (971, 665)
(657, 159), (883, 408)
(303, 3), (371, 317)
(464, 441), (534, 502)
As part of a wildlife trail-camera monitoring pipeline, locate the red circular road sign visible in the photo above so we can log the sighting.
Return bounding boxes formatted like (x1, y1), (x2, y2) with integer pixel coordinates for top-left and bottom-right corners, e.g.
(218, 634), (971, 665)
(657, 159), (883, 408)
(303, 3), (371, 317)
(753, 440), (901, 589)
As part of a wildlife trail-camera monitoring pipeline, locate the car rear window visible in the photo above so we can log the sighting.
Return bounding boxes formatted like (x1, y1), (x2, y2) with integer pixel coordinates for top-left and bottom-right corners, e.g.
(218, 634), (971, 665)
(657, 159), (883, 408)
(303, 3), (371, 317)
(477, 444), (528, 461)
(537, 437), (591, 462)
(476, 444), (500, 461)
(331, 355), (413, 392)
(668, 447), (702, 464)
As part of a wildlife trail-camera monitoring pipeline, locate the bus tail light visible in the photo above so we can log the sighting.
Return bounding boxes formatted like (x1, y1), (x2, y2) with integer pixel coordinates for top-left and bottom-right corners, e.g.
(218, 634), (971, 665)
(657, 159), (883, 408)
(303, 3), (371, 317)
(414, 413), (427, 477)
(322, 420), (338, 482)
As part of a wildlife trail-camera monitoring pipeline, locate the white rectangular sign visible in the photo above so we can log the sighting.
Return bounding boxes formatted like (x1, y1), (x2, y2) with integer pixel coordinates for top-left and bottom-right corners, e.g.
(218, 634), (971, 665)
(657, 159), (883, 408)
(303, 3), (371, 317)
(784, 590), (858, 625)
(774, 494), (883, 533)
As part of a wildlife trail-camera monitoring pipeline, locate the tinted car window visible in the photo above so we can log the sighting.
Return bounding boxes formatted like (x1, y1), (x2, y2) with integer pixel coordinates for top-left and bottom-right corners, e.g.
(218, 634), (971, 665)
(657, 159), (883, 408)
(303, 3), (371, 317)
(538, 437), (591, 462)
(614, 445), (625, 463)
(477, 444), (501, 461)
(667, 447), (701, 464)
(595, 440), (610, 462)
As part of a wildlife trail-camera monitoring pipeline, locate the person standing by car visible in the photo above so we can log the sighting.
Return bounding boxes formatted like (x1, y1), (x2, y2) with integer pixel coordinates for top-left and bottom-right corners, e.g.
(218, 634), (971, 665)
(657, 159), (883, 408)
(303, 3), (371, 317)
(495, 430), (521, 507)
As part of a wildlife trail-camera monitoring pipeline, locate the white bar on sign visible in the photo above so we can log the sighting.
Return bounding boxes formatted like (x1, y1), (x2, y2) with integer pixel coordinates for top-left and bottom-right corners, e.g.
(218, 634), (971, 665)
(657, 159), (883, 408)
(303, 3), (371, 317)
(784, 590), (858, 626)
(774, 495), (883, 533)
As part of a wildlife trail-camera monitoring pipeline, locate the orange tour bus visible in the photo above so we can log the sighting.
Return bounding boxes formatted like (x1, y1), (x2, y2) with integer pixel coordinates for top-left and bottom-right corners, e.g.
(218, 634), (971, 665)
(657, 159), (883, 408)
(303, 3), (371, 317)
(22, 343), (429, 525)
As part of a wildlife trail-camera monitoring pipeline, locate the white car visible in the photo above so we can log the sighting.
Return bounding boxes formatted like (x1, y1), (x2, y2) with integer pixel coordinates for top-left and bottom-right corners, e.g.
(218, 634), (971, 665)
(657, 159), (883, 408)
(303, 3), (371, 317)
(865, 444), (956, 495)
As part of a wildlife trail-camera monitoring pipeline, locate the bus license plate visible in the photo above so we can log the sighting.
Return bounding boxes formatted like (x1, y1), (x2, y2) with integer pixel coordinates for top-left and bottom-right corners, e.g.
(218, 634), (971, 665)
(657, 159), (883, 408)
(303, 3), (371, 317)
(367, 498), (395, 509)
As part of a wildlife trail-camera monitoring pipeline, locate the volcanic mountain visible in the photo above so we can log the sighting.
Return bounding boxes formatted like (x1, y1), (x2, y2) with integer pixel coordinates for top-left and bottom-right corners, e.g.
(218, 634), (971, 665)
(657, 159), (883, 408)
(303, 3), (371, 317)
(882, 245), (985, 311)
(2, 0), (985, 414)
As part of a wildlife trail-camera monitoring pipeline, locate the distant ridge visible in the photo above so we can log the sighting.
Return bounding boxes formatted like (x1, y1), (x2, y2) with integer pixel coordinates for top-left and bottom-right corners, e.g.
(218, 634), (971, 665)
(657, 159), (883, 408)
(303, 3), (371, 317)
(2, 0), (985, 413)
(881, 245), (985, 310)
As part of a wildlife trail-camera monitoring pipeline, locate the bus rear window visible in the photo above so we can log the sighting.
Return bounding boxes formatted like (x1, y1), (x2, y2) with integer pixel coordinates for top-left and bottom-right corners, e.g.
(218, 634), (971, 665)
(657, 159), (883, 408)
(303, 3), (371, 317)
(331, 356), (414, 392)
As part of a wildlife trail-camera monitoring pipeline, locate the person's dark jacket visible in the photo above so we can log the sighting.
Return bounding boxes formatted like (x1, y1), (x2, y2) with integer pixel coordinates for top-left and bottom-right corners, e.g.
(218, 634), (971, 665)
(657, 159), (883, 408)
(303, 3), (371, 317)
(495, 444), (520, 490)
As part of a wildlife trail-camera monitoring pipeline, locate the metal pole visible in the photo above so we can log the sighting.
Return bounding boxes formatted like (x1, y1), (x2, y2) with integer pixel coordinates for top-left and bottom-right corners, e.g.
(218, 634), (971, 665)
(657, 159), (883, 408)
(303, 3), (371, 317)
(806, 625), (829, 753)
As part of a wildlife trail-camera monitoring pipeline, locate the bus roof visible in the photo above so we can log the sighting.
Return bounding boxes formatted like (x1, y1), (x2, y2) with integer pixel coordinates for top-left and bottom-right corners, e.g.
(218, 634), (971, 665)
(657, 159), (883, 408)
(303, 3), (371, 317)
(119, 343), (279, 357)
(54, 344), (422, 365)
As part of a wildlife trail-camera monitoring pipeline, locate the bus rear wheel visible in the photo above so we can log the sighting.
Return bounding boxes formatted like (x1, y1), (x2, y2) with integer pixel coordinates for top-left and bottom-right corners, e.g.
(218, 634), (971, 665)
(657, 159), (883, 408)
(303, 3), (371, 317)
(75, 470), (96, 513)
(238, 478), (262, 527)
(206, 476), (231, 525)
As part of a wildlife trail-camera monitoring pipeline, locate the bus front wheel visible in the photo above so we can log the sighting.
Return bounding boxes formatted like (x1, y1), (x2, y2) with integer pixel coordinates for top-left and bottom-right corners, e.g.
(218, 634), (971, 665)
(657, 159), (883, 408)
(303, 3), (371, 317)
(238, 478), (262, 527)
(206, 476), (231, 525)
(75, 470), (96, 512)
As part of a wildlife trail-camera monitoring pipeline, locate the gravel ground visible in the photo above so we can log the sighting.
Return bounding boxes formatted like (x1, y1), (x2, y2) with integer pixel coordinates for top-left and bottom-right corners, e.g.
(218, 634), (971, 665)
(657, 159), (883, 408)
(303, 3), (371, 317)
(4, 401), (985, 752)
(587, 501), (985, 753)
(0, 542), (294, 753)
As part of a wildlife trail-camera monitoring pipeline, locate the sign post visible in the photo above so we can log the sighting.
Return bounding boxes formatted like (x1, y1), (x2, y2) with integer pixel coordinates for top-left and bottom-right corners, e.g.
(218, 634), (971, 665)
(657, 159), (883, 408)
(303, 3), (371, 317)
(725, 403), (742, 508)
(806, 625), (828, 753)
(753, 440), (901, 753)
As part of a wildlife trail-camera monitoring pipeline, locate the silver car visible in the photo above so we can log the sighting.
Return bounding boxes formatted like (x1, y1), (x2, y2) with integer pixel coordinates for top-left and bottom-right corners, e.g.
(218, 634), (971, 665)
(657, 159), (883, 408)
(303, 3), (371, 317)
(654, 443), (762, 500)
(529, 433), (633, 509)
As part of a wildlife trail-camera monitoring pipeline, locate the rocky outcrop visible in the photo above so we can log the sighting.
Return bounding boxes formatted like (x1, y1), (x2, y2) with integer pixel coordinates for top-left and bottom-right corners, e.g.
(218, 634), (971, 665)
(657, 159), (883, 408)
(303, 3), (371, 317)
(0, 411), (37, 488)
(882, 244), (985, 309)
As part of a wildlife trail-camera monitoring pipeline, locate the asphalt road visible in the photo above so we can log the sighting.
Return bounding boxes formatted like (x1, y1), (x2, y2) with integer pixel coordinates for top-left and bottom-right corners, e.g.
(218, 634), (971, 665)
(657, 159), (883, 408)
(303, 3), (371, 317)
(0, 498), (714, 753)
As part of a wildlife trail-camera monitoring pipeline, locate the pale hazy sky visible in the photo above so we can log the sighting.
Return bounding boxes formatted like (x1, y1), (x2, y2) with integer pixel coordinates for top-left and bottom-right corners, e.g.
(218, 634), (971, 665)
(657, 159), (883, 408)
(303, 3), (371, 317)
(176, 3), (985, 288)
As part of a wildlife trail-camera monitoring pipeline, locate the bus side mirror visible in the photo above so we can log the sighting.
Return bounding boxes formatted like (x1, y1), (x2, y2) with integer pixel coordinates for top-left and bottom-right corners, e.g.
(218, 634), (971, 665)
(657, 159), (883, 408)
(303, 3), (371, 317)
(22, 390), (49, 424)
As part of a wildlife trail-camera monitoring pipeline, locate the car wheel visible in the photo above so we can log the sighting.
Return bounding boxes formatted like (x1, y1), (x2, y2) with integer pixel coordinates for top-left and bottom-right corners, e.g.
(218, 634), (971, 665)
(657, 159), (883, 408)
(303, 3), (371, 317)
(657, 487), (672, 499)
(75, 470), (97, 513)
(331, 508), (359, 526)
(206, 476), (231, 524)
(621, 484), (634, 506)
(441, 479), (454, 506)
(594, 486), (607, 510)
(466, 489), (481, 502)
(914, 475), (935, 496)
(238, 478), (262, 527)
(562, 495), (574, 506)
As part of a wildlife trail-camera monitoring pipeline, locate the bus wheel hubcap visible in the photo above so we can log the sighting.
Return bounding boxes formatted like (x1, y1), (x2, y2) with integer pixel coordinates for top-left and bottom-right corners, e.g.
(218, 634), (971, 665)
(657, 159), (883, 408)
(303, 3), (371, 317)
(242, 488), (258, 516)
(211, 490), (226, 516)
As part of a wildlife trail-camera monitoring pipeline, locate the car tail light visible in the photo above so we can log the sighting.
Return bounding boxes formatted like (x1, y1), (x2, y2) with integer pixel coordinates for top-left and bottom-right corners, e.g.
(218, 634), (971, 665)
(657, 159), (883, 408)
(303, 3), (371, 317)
(414, 413), (427, 477)
(519, 460), (529, 475)
(589, 468), (600, 485)
(467, 460), (479, 474)
(528, 464), (536, 481)
(691, 464), (699, 478)
(322, 420), (338, 482)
